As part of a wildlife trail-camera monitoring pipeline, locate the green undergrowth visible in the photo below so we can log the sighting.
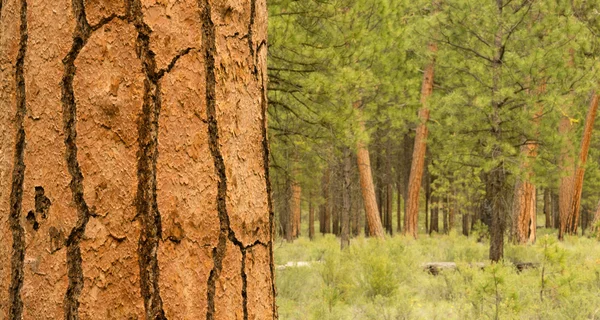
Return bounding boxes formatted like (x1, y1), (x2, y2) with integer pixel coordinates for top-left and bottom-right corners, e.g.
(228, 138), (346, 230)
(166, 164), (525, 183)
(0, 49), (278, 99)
(275, 232), (600, 319)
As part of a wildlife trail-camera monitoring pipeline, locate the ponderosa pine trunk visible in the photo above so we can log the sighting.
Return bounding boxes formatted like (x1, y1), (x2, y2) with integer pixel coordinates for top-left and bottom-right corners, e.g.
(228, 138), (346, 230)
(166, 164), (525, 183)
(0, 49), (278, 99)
(558, 49), (577, 240)
(513, 82), (545, 244)
(355, 106), (385, 238)
(406, 42), (437, 239)
(567, 91), (600, 234)
(489, 0), (506, 262)
(0, 0), (275, 319)
(291, 182), (301, 239)
(341, 148), (351, 249)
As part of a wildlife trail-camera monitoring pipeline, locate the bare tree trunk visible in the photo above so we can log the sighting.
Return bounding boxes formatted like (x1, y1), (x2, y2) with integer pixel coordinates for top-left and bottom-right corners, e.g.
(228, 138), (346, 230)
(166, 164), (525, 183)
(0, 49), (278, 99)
(489, 0), (506, 262)
(291, 182), (301, 239)
(0, 0), (275, 318)
(341, 149), (351, 249)
(553, 191), (560, 229)
(568, 92), (600, 235)
(320, 167), (330, 235)
(544, 188), (551, 228)
(309, 192), (315, 240)
(397, 182), (403, 232)
(430, 195), (439, 234)
(406, 43), (437, 238)
(355, 107), (385, 238)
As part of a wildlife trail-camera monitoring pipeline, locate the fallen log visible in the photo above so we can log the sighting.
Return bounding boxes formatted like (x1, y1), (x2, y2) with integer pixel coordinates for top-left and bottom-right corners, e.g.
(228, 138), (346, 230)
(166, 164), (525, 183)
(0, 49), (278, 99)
(422, 261), (539, 275)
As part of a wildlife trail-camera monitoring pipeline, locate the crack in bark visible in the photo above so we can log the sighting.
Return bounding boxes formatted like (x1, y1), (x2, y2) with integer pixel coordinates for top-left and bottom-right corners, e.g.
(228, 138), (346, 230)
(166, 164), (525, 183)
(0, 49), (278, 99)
(61, 1), (123, 318)
(126, 0), (185, 318)
(8, 0), (28, 319)
(61, 1), (93, 319)
(200, 1), (255, 318)
(200, 2), (226, 318)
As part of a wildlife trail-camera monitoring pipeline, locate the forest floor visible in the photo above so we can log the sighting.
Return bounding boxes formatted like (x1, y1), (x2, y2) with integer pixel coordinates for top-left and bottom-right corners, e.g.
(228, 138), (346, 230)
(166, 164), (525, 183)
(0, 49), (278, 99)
(275, 228), (600, 319)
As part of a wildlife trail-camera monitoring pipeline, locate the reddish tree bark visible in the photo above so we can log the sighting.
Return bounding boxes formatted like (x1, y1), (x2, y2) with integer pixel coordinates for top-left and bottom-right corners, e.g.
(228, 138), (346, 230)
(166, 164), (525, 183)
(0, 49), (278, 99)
(355, 106), (385, 239)
(567, 92), (600, 234)
(405, 42), (437, 238)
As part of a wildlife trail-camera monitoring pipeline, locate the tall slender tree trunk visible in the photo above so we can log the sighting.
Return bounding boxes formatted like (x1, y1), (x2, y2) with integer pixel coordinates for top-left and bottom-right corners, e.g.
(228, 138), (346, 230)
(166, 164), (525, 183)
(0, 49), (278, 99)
(309, 192), (315, 240)
(490, 1), (506, 262)
(320, 167), (330, 235)
(0, 0), (275, 318)
(341, 149), (351, 249)
(544, 188), (551, 228)
(290, 182), (301, 239)
(513, 81), (545, 244)
(401, 133), (414, 232)
(397, 182), (403, 232)
(430, 195), (439, 234)
(558, 49), (577, 240)
(355, 106), (385, 238)
(406, 42), (437, 239)
(567, 91), (600, 234)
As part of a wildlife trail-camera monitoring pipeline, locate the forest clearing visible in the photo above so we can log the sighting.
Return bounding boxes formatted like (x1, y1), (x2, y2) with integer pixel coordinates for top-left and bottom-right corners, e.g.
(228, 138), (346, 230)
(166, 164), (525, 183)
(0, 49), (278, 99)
(276, 229), (600, 319)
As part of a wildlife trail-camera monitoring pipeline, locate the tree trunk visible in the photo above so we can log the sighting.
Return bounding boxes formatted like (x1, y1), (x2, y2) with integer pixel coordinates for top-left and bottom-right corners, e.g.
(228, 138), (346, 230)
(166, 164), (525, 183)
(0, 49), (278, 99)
(291, 182), (301, 239)
(0, 0), (275, 318)
(567, 91), (600, 234)
(321, 168), (331, 234)
(430, 195), (439, 234)
(341, 149), (351, 249)
(281, 180), (293, 242)
(406, 42), (437, 238)
(397, 182), (403, 232)
(462, 212), (470, 237)
(489, 1), (506, 262)
(553, 191), (560, 229)
(513, 179), (536, 244)
(544, 188), (551, 228)
(355, 106), (385, 238)
(309, 192), (314, 240)
(400, 133), (414, 232)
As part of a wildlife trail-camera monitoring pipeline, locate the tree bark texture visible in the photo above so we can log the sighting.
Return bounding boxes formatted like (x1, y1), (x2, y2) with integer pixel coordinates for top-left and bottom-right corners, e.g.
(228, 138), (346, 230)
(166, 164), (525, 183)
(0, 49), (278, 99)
(355, 108), (385, 239)
(567, 91), (599, 235)
(406, 42), (436, 239)
(0, 1), (275, 319)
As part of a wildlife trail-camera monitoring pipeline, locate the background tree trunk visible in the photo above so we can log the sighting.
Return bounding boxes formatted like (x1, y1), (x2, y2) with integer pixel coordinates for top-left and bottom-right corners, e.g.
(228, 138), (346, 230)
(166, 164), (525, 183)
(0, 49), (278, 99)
(290, 182), (301, 239)
(406, 42), (437, 238)
(567, 92), (600, 234)
(0, 0), (275, 318)
(341, 148), (351, 249)
(309, 192), (314, 240)
(355, 107), (385, 238)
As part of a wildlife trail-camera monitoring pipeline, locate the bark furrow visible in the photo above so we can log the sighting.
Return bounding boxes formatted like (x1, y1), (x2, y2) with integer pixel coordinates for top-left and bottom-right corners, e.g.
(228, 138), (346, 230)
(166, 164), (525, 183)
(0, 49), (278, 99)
(8, 1), (28, 318)
(129, 0), (168, 318)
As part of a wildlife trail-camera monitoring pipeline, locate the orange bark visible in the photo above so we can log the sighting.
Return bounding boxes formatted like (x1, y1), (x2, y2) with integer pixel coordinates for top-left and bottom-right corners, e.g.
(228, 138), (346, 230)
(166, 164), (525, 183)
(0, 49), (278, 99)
(568, 91), (600, 234)
(355, 107), (385, 239)
(406, 42), (437, 238)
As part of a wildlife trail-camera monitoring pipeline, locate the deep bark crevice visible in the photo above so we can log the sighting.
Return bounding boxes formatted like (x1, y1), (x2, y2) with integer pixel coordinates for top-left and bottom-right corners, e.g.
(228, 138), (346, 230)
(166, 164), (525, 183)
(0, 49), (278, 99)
(8, 0), (28, 318)
(61, 3), (129, 319)
(201, 1), (272, 318)
(61, 1), (94, 319)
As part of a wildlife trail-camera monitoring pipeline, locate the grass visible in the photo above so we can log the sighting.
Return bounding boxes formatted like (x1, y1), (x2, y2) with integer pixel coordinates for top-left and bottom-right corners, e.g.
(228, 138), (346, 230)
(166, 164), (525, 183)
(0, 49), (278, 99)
(275, 230), (600, 319)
